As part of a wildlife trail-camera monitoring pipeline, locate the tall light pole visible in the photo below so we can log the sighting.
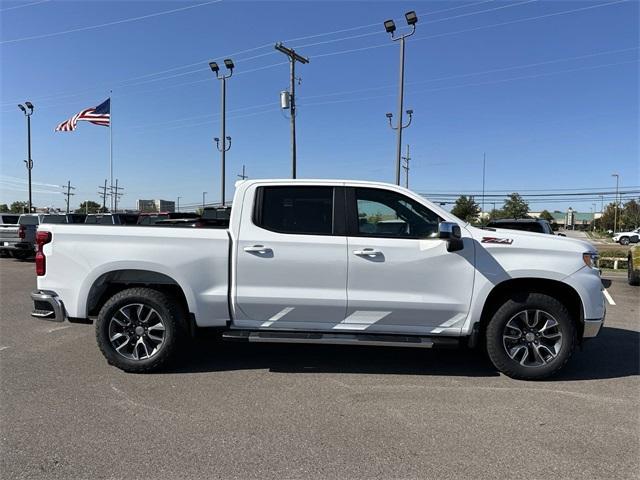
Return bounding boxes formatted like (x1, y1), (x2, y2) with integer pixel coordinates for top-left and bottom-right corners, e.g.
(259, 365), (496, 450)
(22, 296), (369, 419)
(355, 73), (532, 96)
(384, 11), (417, 185)
(202, 191), (207, 211)
(275, 42), (309, 179)
(401, 144), (410, 188)
(612, 173), (619, 233)
(592, 203), (597, 231)
(209, 60), (234, 206)
(18, 102), (34, 213)
(177, 196), (181, 213)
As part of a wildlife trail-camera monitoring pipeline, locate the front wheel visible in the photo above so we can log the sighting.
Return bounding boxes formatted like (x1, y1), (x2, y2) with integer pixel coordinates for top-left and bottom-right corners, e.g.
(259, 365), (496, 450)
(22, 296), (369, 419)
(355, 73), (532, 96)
(486, 293), (576, 380)
(619, 236), (630, 245)
(96, 288), (185, 373)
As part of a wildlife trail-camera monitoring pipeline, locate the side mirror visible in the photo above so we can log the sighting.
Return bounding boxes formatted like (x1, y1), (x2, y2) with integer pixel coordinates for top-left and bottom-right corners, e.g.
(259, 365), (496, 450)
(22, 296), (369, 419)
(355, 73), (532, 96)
(439, 222), (464, 252)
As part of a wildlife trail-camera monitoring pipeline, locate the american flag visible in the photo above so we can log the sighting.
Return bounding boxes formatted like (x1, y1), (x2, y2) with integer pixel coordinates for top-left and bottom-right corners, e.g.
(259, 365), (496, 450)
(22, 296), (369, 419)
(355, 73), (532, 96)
(55, 98), (110, 132)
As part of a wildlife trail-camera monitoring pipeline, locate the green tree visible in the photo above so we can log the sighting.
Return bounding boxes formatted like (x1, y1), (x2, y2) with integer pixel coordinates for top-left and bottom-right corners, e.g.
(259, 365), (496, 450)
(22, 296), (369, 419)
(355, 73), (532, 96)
(76, 201), (103, 214)
(502, 193), (529, 219)
(621, 199), (640, 229)
(597, 202), (617, 231)
(10, 201), (29, 213)
(538, 210), (554, 222)
(0, 204), (9, 213)
(451, 195), (481, 223)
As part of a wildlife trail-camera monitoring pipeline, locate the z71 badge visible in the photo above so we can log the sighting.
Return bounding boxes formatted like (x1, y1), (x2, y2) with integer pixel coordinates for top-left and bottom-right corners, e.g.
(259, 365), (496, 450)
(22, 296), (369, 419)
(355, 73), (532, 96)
(481, 237), (514, 245)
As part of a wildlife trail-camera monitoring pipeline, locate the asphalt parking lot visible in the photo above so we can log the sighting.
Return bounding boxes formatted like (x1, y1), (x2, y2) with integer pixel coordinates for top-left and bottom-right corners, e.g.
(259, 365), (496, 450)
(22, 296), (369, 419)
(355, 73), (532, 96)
(0, 257), (638, 480)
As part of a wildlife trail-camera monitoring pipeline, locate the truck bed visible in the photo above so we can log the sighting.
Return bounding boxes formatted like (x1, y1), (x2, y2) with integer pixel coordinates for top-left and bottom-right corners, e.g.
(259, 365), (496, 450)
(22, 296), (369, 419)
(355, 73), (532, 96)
(38, 224), (231, 326)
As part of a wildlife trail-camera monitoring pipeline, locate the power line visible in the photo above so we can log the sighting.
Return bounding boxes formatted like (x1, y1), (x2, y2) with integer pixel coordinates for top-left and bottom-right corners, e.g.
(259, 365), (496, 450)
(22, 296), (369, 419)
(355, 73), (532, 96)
(1, 0), (222, 45)
(0, 0), (49, 12)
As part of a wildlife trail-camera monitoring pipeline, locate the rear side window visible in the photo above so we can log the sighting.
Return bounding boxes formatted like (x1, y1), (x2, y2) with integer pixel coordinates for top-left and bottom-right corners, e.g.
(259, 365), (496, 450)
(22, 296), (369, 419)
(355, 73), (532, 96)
(99, 216), (114, 225)
(120, 215), (139, 225)
(255, 186), (334, 235)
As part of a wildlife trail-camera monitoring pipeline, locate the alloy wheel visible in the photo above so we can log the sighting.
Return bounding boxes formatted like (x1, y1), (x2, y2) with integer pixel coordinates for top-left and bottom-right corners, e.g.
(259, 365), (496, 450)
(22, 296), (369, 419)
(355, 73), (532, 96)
(108, 303), (166, 361)
(502, 309), (563, 367)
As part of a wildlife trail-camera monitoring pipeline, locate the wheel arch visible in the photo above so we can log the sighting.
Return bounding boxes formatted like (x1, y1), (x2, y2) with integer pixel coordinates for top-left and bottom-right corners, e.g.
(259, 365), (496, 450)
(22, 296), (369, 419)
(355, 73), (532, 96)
(478, 278), (585, 341)
(86, 269), (192, 320)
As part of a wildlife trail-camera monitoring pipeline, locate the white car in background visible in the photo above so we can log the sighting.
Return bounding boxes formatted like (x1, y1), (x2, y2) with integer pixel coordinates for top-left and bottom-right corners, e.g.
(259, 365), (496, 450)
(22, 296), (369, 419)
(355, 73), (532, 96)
(613, 228), (640, 245)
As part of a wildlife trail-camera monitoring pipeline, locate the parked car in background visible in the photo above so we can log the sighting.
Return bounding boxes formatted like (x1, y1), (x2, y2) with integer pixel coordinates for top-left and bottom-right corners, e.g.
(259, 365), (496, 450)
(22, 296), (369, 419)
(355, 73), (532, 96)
(613, 227), (640, 245)
(137, 212), (198, 225)
(85, 213), (139, 225)
(30, 179), (604, 380)
(486, 218), (557, 235)
(13, 214), (44, 259)
(0, 214), (21, 257)
(42, 214), (87, 224)
(628, 245), (640, 286)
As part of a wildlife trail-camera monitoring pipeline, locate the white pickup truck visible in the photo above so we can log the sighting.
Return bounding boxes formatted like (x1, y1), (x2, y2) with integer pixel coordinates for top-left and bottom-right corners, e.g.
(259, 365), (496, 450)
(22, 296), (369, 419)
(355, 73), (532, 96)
(30, 179), (605, 379)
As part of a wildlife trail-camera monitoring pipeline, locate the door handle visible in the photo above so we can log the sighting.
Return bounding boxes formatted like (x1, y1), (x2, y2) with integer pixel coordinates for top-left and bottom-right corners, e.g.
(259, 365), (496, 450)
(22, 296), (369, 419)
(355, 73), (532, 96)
(244, 245), (272, 254)
(353, 248), (382, 256)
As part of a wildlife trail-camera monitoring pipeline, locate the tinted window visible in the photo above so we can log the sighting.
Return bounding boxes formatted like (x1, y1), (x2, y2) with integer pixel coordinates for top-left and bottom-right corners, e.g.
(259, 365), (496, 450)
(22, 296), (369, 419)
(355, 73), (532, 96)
(257, 186), (333, 235)
(19, 215), (39, 225)
(42, 215), (68, 224)
(0, 215), (19, 224)
(355, 188), (441, 238)
(99, 216), (114, 225)
(119, 215), (139, 225)
(85, 216), (99, 224)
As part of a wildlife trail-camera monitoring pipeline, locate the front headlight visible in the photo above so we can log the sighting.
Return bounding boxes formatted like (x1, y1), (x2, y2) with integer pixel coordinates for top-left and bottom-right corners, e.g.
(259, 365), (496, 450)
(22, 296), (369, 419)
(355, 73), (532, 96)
(583, 252), (599, 269)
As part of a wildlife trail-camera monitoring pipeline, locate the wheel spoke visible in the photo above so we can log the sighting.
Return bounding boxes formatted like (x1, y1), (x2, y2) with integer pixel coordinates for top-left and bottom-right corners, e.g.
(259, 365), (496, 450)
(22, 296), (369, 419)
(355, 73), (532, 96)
(502, 308), (563, 368)
(108, 303), (166, 362)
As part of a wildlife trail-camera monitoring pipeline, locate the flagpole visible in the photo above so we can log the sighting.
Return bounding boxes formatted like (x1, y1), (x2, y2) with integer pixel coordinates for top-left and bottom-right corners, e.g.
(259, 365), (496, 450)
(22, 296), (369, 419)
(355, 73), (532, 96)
(109, 90), (113, 212)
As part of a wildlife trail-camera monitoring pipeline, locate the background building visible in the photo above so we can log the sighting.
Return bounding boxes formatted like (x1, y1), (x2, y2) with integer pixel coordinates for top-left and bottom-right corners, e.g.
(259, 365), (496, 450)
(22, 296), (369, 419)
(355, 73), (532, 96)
(136, 199), (175, 213)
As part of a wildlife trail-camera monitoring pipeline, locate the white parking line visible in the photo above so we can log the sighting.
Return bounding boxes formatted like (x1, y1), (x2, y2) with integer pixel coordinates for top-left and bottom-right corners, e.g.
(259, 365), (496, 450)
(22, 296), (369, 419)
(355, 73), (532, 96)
(0, 346), (10, 351)
(603, 289), (616, 306)
(47, 325), (71, 333)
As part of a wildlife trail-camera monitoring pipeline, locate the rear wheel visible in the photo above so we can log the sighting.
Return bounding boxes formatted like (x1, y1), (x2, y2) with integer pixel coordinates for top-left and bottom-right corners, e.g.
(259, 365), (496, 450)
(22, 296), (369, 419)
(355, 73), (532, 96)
(96, 288), (185, 373)
(486, 293), (576, 380)
(628, 256), (640, 286)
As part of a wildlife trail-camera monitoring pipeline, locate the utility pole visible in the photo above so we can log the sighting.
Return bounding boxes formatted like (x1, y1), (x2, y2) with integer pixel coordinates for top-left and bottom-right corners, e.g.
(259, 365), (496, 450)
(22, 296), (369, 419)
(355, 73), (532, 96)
(177, 196), (181, 213)
(18, 102), (34, 212)
(384, 12), (417, 185)
(61, 180), (75, 214)
(612, 173), (619, 233)
(237, 165), (248, 180)
(111, 179), (123, 213)
(592, 203), (597, 231)
(275, 42), (309, 179)
(209, 59), (234, 206)
(401, 145), (410, 188)
(481, 153), (486, 219)
(98, 180), (109, 212)
(202, 191), (207, 210)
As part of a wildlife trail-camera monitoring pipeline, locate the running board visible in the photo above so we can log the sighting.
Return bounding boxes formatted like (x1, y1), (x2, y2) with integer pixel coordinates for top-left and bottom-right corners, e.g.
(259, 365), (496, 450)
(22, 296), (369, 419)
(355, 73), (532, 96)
(222, 331), (458, 349)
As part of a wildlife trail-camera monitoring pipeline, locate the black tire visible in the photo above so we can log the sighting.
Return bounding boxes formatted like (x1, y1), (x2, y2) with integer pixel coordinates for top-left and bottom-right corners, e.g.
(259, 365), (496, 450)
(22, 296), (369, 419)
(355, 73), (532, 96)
(619, 236), (630, 245)
(96, 288), (185, 373)
(628, 256), (640, 286)
(486, 292), (576, 380)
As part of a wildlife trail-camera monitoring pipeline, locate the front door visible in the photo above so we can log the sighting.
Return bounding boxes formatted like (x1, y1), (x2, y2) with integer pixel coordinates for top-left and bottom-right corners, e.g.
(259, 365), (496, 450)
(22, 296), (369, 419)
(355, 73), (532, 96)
(342, 187), (475, 335)
(234, 185), (348, 331)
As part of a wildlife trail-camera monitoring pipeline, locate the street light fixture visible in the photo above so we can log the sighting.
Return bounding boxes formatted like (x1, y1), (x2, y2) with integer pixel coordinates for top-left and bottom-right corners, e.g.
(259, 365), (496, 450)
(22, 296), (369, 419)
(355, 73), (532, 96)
(384, 11), (418, 185)
(209, 58), (234, 206)
(18, 101), (34, 213)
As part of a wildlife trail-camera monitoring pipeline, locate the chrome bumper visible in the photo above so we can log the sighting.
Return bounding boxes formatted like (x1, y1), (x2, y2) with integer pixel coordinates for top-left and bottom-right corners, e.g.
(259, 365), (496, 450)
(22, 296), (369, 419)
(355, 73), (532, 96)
(30, 290), (65, 322)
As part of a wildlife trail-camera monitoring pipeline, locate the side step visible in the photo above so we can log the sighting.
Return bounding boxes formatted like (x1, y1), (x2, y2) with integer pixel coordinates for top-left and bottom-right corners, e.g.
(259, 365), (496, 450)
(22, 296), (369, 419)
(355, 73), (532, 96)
(222, 330), (458, 349)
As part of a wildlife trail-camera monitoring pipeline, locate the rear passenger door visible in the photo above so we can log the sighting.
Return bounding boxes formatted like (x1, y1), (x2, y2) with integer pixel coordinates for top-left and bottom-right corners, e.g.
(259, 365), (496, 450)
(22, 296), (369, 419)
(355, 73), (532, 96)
(234, 185), (348, 331)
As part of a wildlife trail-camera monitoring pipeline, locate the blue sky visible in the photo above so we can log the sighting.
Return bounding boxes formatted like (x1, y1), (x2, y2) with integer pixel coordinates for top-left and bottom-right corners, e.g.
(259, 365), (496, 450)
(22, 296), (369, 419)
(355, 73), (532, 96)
(1, 0), (638, 212)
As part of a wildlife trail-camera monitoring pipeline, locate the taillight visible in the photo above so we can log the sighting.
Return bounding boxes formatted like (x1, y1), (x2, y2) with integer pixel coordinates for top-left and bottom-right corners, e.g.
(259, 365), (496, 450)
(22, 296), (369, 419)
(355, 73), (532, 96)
(18, 225), (25, 239)
(35, 231), (52, 276)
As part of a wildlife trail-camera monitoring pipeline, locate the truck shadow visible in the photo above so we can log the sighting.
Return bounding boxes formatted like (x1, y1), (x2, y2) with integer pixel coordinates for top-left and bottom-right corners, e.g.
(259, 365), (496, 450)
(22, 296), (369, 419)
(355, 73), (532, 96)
(167, 326), (639, 381)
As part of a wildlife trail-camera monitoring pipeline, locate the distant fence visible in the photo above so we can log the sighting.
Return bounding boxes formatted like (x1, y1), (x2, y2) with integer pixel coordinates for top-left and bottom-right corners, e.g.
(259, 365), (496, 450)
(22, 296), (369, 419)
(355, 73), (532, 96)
(597, 257), (628, 270)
